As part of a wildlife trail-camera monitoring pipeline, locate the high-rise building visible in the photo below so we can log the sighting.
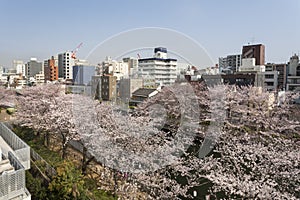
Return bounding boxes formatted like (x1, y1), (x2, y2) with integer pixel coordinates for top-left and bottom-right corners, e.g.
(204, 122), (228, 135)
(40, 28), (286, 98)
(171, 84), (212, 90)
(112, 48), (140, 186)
(58, 51), (75, 80)
(138, 47), (177, 86)
(25, 58), (43, 78)
(44, 56), (58, 82)
(219, 54), (242, 73)
(242, 44), (265, 66)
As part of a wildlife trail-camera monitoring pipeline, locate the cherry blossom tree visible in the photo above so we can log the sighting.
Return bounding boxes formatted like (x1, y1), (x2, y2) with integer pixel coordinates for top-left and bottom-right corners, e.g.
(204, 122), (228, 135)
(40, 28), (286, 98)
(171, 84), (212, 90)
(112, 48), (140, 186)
(0, 86), (16, 108)
(15, 84), (63, 146)
(82, 83), (300, 199)
(12, 82), (300, 199)
(15, 84), (83, 159)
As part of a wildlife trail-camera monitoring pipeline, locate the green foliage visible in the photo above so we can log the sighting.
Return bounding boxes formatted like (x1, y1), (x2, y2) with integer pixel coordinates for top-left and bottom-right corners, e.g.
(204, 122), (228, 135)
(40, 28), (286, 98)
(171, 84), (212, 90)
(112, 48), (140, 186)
(129, 105), (135, 109)
(49, 161), (87, 200)
(13, 126), (63, 166)
(6, 107), (15, 115)
(26, 171), (49, 200)
(84, 178), (117, 200)
(14, 125), (116, 199)
(65, 88), (72, 94)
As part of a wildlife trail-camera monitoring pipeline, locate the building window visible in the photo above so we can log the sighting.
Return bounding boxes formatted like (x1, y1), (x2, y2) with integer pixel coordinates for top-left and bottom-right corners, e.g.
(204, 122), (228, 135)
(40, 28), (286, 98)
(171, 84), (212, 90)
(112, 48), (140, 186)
(265, 74), (274, 79)
(297, 66), (300, 76)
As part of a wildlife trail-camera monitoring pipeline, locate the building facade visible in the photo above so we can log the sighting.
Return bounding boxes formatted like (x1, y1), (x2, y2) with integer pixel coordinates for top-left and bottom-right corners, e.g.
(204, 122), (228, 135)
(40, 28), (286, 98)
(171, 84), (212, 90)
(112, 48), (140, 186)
(123, 57), (139, 77)
(91, 76), (102, 99)
(44, 56), (58, 82)
(287, 54), (300, 91)
(73, 65), (95, 85)
(25, 58), (43, 78)
(265, 63), (287, 91)
(58, 52), (75, 80)
(100, 57), (129, 80)
(264, 65), (279, 91)
(13, 60), (25, 76)
(219, 54), (242, 73)
(138, 47), (177, 86)
(34, 72), (45, 85)
(101, 75), (117, 101)
(242, 44), (265, 66)
(118, 78), (143, 103)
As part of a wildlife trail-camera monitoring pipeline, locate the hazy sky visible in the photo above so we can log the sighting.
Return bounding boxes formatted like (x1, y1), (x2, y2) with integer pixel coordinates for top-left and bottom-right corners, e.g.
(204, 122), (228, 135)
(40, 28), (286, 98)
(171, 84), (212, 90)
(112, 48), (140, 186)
(1, 0), (300, 68)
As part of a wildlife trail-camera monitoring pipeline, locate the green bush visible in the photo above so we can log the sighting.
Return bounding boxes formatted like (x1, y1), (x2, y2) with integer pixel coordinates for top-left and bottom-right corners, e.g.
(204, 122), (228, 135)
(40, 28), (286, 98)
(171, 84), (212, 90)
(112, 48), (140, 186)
(6, 107), (15, 115)
(26, 171), (49, 200)
(49, 161), (87, 200)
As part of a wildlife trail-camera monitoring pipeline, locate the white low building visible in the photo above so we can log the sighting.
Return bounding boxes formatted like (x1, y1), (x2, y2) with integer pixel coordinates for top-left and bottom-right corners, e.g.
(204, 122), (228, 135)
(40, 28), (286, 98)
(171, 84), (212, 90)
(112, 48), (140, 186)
(35, 72), (45, 85)
(264, 65), (279, 91)
(239, 58), (265, 73)
(100, 57), (129, 80)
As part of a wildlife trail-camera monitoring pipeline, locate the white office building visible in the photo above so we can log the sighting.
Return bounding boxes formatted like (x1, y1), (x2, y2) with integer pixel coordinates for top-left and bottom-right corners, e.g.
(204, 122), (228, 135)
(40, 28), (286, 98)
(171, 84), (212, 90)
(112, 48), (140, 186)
(58, 51), (75, 80)
(264, 65), (279, 91)
(239, 58), (265, 73)
(13, 60), (25, 76)
(123, 57), (139, 77)
(138, 47), (177, 86)
(219, 54), (242, 73)
(100, 57), (129, 80)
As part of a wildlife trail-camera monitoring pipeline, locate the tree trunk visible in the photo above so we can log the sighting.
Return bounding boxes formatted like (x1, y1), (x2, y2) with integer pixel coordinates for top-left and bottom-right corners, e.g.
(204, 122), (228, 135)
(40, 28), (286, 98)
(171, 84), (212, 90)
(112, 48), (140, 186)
(62, 144), (67, 159)
(62, 136), (67, 159)
(43, 132), (50, 147)
(113, 170), (118, 197)
(81, 146), (94, 175)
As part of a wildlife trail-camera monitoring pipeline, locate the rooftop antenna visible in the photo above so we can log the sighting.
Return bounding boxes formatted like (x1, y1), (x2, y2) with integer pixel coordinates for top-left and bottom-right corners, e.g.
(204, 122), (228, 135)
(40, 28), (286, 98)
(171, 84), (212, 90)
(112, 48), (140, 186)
(247, 36), (255, 45)
(251, 36), (255, 44)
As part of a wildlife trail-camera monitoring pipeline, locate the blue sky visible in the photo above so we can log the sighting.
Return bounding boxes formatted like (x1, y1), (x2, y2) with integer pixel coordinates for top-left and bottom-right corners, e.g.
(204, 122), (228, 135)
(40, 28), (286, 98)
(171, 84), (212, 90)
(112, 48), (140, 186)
(1, 0), (300, 68)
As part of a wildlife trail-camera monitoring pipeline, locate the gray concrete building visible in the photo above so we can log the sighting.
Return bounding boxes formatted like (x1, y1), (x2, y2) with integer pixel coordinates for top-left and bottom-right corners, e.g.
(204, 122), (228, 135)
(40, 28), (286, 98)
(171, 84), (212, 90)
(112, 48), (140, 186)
(25, 58), (42, 78)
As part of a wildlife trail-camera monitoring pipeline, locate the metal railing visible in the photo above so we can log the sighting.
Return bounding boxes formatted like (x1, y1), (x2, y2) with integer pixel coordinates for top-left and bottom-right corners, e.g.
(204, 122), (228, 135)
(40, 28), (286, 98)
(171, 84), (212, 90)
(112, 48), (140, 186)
(0, 152), (31, 200)
(30, 148), (57, 178)
(0, 123), (30, 170)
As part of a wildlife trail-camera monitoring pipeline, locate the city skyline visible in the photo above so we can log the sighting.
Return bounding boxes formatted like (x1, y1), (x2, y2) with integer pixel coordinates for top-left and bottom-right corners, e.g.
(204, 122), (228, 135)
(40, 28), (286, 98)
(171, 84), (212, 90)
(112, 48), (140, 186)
(1, 0), (300, 68)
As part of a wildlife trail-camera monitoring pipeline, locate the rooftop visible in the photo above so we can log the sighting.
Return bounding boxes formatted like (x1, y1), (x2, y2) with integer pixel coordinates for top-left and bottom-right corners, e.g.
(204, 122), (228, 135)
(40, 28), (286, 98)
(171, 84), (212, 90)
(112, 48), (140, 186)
(132, 88), (157, 97)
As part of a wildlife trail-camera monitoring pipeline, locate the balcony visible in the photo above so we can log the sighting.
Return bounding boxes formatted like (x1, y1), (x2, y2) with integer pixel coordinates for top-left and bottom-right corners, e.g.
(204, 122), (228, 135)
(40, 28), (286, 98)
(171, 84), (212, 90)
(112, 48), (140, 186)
(0, 123), (31, 200)
(0, 123), (30, 170)
(0, 153), (31, 200)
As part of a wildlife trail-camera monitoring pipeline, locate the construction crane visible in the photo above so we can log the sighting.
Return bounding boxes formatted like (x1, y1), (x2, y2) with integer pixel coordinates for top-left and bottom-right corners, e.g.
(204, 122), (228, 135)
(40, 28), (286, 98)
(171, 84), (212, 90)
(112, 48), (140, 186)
(71, 42), (83, 59)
